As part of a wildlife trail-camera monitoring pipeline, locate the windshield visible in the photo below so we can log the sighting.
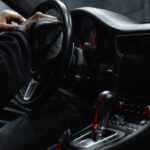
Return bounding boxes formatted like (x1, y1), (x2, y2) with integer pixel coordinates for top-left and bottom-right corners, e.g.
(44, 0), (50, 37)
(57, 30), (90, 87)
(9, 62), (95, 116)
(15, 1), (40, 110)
(2, 0), (150, 23)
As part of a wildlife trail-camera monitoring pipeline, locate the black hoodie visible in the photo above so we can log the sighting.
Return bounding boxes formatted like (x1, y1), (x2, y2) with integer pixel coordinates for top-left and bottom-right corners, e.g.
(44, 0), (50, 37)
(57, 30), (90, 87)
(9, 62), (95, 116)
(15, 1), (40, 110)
(0, 30), (30, 107)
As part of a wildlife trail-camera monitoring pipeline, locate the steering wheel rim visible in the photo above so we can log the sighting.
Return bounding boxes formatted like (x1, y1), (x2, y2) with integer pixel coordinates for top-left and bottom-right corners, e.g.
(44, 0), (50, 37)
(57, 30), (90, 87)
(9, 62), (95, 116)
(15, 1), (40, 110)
(16, 0), (73, 107)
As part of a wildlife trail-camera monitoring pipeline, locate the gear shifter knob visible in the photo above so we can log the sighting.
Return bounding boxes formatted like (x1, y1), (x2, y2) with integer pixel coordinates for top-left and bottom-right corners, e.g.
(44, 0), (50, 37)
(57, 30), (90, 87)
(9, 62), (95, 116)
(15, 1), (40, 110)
(97, 91), (116, 119)
(93, 91), (116, 141)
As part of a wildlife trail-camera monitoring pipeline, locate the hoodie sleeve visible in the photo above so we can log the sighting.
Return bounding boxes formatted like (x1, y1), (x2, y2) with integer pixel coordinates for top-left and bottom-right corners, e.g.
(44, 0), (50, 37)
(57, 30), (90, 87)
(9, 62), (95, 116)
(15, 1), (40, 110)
(0, 30), (31, 106)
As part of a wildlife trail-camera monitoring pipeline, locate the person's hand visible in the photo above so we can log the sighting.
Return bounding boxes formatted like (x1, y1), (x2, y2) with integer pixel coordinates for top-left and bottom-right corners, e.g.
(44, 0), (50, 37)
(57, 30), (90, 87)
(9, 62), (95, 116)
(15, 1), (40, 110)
(19, 12), (57, 32)
(0, 10), (26, 30)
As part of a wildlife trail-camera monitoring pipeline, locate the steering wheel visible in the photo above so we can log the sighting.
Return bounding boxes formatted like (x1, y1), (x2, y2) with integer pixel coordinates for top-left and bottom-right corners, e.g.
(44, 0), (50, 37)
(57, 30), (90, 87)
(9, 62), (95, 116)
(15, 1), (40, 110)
(16, 0), (73, 107)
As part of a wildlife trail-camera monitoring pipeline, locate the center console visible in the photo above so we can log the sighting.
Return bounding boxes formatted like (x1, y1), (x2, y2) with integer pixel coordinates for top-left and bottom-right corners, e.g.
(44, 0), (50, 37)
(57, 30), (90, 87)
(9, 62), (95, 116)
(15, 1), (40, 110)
(48, 91), (150, 150)
(48, 31), (150, 150)
(70, 127), (125, 150)
(68, 93), (150, 150)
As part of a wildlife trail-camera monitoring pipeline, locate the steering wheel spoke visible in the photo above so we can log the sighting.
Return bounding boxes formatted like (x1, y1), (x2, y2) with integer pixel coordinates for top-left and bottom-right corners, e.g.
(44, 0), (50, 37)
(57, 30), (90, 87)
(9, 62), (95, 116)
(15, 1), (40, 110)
(23, 79), (38, 101)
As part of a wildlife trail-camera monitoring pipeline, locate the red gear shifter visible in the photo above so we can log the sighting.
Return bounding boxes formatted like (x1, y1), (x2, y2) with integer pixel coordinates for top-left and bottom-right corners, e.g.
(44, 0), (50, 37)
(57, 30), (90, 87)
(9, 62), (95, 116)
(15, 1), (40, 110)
(92, 91), (116, 141)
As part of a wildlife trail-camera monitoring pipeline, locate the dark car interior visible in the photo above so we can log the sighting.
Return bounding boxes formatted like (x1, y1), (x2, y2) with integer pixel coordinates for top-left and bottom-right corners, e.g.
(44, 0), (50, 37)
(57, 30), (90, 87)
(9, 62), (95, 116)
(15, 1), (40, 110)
(0, 0), (150, 149)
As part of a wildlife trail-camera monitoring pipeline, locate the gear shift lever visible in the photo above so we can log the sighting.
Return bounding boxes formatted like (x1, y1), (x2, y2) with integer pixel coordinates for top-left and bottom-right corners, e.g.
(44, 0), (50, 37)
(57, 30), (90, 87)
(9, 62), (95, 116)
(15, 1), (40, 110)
(92, 91), (116, 141)
(69, 91), (125, 149)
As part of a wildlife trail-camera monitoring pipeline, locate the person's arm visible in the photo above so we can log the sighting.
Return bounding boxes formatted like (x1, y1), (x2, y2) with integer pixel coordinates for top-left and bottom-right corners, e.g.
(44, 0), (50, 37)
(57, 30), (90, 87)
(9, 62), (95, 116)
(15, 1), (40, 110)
(0, 10), (57, 106)
(0, 10), (28, 106)
(0, 30), (31, 105)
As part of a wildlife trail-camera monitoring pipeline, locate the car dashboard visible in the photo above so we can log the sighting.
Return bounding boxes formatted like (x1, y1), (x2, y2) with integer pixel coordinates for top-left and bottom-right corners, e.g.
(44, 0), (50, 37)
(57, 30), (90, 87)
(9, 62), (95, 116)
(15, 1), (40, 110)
(67, 7), (150, 150)
(0, 0), (150, 149)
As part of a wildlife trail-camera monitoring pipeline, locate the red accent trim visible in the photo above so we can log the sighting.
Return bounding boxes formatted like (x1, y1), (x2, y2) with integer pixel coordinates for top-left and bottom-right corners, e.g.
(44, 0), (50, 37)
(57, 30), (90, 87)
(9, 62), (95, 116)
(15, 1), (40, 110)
(93, 123), (98, 130)
(98, 96), (104, 103)
(115, 102), (122, 110)
(92, 105), (99, 137)
(94, 106), (99, 125)
(90, 39), (96, 47)
(93, 96), (104, 131)
(79, 43), (83, 49)
(56, 144), (61, 150)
